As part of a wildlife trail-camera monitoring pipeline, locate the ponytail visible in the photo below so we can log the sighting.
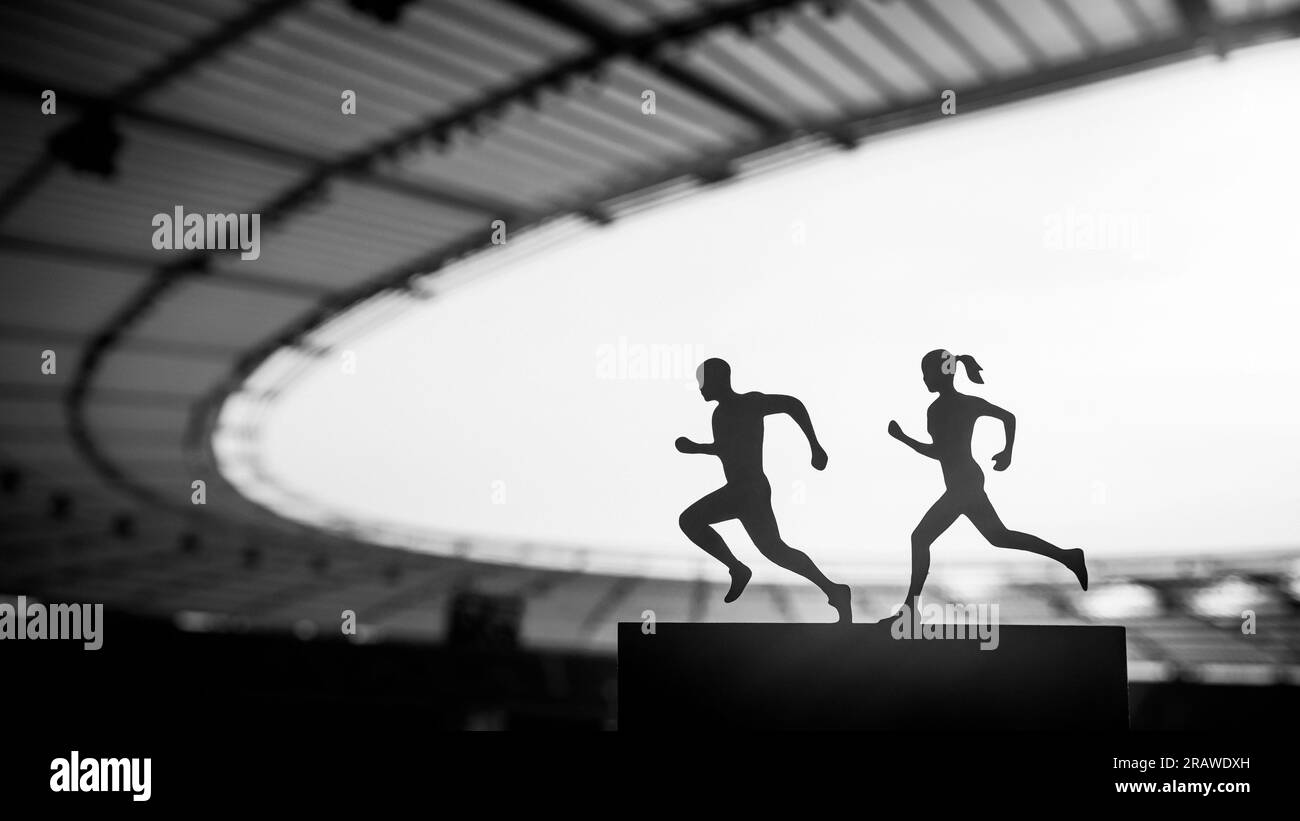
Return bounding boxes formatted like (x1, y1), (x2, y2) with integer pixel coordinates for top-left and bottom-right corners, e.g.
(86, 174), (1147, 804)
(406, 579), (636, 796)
(957, 354), (984, 384)
(929, 349), (986, 384)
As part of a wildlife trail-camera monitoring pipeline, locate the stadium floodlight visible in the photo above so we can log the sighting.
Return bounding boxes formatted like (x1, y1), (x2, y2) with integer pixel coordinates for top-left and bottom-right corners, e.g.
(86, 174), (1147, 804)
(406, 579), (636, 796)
(1075, 581), (1162, 620)
(1187, 576), (1274, 619)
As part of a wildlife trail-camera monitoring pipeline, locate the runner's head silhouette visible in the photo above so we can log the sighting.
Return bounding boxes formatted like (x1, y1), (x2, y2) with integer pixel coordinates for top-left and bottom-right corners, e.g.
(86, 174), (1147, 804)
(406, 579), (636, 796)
(922, 349), (984, 393)
(696, 358), (732, 401)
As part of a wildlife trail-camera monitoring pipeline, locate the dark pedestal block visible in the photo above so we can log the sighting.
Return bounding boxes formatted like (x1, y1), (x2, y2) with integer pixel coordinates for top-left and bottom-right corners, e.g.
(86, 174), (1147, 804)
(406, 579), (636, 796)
(618, 623), (1128, 731)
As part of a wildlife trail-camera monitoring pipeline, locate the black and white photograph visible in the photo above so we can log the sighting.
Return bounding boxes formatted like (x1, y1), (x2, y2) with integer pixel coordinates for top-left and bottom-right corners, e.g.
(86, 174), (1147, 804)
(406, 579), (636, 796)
(0, 0), (1297, 806)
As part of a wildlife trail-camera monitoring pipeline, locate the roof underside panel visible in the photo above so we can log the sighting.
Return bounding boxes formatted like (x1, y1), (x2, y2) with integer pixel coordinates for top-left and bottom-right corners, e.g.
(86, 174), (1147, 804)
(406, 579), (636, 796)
(0, 251), (143, 333)
(2, 124), (302, 253)
(204, 179), (487, 287)
(0, 0), (249, 96)
(128, 278), (321, 348)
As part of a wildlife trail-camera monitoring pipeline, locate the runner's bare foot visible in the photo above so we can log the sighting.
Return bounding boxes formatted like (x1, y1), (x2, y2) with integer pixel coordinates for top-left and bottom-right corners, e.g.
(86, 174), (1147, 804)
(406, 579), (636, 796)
(828, 583), (852, 623)
(876, 608), (903, 626)
(724, 564), (752, 603)
(1066, 548), (1088, 591)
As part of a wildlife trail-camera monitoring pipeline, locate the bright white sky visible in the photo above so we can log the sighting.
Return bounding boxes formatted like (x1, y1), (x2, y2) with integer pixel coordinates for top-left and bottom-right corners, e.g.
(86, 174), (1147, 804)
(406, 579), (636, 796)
(247, 42), (1300, 582)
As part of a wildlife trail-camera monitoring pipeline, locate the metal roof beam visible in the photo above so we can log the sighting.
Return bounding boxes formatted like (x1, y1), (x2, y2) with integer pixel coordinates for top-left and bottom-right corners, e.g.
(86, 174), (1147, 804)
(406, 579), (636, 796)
(0, 324), (244, 360)
(0, 234), (331, 299)
(0, 0), (310, 221)
(1174, 0), (1227, 56)
(0, 70), (518, 219)
(502, 0), (809, 132)
(112, 0), (311, 106)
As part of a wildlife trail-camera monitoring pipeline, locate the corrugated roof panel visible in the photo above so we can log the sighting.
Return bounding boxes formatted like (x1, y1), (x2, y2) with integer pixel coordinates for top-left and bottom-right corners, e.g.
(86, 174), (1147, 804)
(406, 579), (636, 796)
(0, 252), (143, 332)
(751, 21), (870, 111)
(642, 0), (711, 19)
(118, 459), (206, 498)
(1212, 0), (1257, 20)
(92, 349), (230, 394)
(92, 0), (241, 41)
(145, 66), (381, 157)
(408, 9), (573, 89)
(1062, 0), (1146, 50)
(208, 228), (429, 289)
(4, 124), (301, 254)
(98, 431), (192, 466)
(494, 112), (641, 177)
(129, 279), (318, 347)
(772, 11), (905, 109)
(319, 179), (487, 236)
(0, 3), (183, 94)
(289, 3), (499, 97)
(403, 125), (616, 207)
(504, 99), (663, 175)
(921, 0), (1038, 77)
(0, 102), (61, 193)
(566, 0), (660, 32)
(88, 402), (193, 433)
(397, 142), (566, 211)
(1217, 0), (1300, 19)
(604, 60), (760, 145)
(0, 395), (62, 428)
(201, 180), (485, 288)
(0, 340), (75, 387)
(684, 29), (829, 122)
(142, 0), (584, 159)
(238, 24), (442, 122)
(438, 0), (590, 58)
(1129, 0), (1188, 36)
(844, 0), (980, 89)
(0, 435), (87, 469)
(1006, 0), (1093, 63)
(2, 470), (141, 517)
(540, 91), (703, 166)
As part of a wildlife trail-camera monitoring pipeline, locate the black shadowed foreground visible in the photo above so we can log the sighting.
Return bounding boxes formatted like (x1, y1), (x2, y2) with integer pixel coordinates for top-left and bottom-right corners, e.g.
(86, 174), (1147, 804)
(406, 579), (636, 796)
(618, 622), (1128, 731)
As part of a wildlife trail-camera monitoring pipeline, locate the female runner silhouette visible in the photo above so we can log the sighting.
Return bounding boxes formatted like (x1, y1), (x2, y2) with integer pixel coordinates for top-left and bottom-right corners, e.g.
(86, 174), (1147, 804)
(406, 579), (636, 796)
(885, 350), (1088, 618)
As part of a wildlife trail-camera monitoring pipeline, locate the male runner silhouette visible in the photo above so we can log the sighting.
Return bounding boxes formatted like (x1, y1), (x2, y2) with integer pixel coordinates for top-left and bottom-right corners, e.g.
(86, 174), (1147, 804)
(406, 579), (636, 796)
(884, 349), (1088, 620)
(676, 358), (852, 623)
